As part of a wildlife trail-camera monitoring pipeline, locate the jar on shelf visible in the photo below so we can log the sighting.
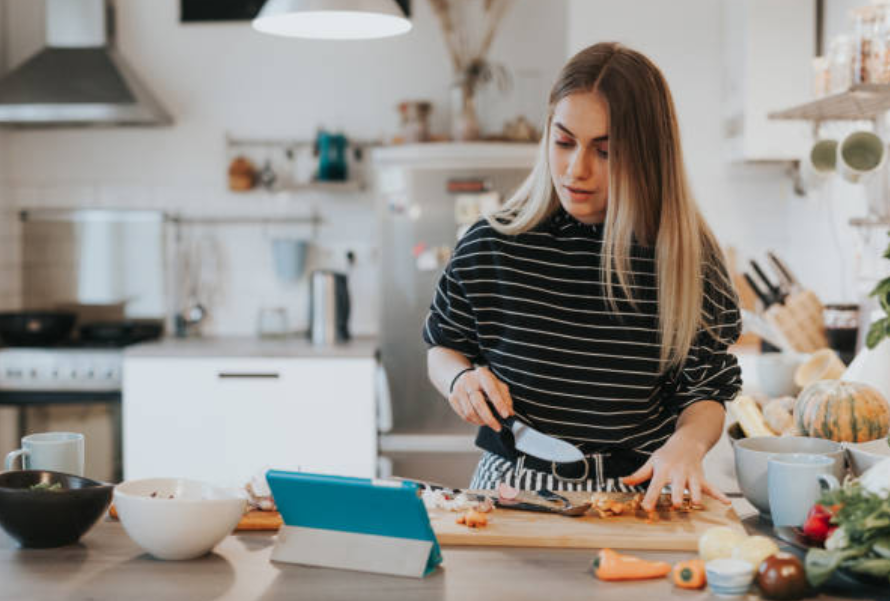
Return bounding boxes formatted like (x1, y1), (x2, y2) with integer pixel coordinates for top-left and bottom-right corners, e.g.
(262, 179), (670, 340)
(828, 34), (854, 93)
(868, 4), (890, 84)
(397, 101), (432, 143)
(812, 56), (831, 97)
(852, 7), (880, 84)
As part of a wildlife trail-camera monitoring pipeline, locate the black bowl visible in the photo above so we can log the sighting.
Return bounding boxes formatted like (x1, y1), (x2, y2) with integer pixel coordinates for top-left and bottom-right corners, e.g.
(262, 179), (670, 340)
(0, 470), (113, 548)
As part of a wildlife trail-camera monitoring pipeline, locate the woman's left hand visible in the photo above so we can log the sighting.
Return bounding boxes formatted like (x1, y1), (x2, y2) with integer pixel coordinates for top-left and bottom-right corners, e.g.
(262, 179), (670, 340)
(620, 434), (731, 512)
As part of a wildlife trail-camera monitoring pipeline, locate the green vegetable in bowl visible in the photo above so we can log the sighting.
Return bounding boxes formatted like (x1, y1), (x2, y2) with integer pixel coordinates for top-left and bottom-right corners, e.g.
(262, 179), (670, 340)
(805, 461), (890, 587)
(29, 482), (63, 492)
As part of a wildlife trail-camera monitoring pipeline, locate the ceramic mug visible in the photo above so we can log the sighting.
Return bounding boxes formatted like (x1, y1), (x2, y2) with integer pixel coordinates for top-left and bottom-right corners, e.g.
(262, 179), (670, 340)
(272, 238), (309, 282)
(838, 130), (885, 183)
(756, 352), (802, 397)
(767, 453), (840, 527)
(4, 432), (85, 476)
(798, 138), (838, 193)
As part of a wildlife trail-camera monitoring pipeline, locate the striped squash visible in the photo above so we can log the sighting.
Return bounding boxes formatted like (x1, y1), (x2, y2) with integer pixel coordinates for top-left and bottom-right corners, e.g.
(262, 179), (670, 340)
(794, 380), (890, 443)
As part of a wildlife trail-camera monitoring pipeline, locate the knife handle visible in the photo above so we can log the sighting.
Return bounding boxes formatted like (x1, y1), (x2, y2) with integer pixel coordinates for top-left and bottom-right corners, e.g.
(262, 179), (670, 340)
(485, 396), (516, 430)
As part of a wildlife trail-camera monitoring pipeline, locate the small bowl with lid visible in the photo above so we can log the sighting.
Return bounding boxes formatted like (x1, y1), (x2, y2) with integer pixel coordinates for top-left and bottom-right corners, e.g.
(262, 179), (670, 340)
(706, 558), (755, 596)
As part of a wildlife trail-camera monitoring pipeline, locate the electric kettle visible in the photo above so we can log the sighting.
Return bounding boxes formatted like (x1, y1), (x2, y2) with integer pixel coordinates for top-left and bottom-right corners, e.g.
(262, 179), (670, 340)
(309, 270), (350, 345)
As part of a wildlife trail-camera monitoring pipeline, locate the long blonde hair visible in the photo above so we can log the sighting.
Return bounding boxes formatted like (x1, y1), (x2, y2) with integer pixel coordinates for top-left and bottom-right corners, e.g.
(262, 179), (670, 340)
(488, 42), (735, 371)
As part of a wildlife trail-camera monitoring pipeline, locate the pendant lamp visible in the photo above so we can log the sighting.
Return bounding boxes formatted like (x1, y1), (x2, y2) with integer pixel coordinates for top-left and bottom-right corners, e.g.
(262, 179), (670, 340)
(252, 0), (412, 40)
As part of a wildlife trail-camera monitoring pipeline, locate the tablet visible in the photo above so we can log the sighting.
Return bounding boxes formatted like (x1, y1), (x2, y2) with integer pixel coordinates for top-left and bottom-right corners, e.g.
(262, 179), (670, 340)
(266, 470), (442, 578)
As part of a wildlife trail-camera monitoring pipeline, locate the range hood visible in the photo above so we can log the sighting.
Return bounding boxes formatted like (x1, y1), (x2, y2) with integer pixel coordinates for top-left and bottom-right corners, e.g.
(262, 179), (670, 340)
(0, 0), (172, 127)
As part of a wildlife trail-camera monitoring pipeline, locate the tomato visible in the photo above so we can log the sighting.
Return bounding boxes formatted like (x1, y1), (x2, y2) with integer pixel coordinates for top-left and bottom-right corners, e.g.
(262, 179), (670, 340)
(756, 553), (808, 600)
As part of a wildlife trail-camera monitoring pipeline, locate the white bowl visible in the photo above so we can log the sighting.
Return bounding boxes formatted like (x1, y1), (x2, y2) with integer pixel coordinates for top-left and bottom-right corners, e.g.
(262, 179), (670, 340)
(846, 438), (890, 476)
(733, 436), (845, 517)
(114, 478), (246, 560)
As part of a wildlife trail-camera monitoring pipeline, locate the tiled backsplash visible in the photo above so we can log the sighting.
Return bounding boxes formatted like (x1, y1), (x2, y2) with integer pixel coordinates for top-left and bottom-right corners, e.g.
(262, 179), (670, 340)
(2, 182), (381, 337)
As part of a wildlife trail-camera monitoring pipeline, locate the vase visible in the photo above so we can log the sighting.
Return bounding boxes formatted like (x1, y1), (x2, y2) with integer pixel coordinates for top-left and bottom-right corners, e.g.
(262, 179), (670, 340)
(450, 83), (481, 142)
(843, 337), (890, 401)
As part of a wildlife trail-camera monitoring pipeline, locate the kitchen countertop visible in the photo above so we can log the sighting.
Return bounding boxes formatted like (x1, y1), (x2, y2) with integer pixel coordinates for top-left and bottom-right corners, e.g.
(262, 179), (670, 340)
(124, 336), (378, 359)
(1, 506), (883, 601)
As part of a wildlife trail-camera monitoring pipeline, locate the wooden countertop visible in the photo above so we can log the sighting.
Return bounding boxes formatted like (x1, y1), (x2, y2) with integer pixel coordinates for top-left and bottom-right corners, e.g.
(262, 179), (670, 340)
(0, 507), (882, 601)
(124, 335), (378, 359)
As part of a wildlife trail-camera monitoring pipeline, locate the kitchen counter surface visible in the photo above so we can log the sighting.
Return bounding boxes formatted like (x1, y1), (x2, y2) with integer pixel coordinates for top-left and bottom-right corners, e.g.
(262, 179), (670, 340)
(124, 336), (378, 359)
(1, 506), (884, 601)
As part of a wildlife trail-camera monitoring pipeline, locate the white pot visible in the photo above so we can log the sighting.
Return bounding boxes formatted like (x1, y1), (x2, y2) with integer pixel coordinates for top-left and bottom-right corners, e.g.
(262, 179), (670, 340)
(843, 338), (890, 401)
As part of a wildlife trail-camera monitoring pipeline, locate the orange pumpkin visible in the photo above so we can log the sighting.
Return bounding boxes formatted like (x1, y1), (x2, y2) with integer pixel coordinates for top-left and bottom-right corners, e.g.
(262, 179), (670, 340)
(794, 380), (890, 442)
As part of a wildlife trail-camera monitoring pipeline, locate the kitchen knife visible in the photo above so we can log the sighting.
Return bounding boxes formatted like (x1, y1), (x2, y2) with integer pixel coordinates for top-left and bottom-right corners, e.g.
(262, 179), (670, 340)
(750, 259), (786, 305)
(766, 251), (800, 292)
(487, 401), (585, 464)
(743, 272), (774, 308)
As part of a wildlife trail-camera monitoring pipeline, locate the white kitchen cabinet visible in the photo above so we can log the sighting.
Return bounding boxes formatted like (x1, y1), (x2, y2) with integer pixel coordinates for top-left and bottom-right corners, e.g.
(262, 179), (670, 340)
(722, 0), (814, 161)
(123, 356), (376, 487)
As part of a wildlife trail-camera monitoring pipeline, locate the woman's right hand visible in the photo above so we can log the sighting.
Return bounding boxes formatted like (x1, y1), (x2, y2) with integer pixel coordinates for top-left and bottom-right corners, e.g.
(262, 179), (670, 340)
(448, 366), (513, 431)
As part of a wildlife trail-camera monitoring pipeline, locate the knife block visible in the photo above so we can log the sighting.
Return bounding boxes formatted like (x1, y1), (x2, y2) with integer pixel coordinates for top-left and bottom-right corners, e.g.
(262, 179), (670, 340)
(763, 289), (828, 353)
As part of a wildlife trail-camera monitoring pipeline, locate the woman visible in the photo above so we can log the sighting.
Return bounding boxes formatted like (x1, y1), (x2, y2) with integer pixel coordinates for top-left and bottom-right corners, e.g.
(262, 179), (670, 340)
(423, 42), (742, 512)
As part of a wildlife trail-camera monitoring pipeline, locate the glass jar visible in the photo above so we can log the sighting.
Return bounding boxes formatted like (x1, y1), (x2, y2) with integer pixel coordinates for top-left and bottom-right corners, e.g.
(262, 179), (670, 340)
(868, 5), (890, 84)
(853, 8), (880, 84)
(828, 34), (854, 93)
(812, 56), (831, 97)
(397, 101), (432, 143)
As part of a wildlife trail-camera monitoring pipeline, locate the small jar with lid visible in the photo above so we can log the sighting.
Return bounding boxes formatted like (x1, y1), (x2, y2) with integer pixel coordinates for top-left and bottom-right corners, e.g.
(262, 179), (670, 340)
(397, 101), (432, 143)
(812, 56), (831, 97)
(828, 35), (854, 93)
(852, 6), (881, 84)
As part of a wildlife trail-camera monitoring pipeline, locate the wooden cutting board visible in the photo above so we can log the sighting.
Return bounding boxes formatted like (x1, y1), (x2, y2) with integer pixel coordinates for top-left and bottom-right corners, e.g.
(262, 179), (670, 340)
(109, 505), (282, 532)
(428, 491), (745, 551)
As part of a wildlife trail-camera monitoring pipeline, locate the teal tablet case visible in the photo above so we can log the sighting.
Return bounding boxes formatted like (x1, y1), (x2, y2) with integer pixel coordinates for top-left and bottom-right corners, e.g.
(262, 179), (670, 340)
(266, 470), (442, 577)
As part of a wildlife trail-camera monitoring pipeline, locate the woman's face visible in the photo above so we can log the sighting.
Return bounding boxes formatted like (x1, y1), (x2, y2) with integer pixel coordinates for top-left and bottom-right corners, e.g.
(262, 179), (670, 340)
(548, 91), (610, 224)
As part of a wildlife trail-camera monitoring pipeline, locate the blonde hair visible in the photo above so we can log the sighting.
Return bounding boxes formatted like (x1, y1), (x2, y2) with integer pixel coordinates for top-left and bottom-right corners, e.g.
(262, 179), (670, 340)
(488, 42), (734, 371)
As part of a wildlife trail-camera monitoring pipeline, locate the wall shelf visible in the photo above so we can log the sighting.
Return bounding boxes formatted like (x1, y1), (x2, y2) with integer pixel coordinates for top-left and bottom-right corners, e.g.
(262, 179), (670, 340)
(769, 84), (890, 121)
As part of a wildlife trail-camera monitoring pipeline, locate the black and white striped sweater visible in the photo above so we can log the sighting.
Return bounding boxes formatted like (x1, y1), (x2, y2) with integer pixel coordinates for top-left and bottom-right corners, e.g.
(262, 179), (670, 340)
(423, 208), (742, 469)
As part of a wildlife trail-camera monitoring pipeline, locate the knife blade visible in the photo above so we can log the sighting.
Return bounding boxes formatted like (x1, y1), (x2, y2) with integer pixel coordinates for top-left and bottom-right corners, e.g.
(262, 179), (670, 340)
(743, 272), (774, 308)
(766, 251), (800, 292)
(486, 400), (584, 464)
(750, 259), (786, 305)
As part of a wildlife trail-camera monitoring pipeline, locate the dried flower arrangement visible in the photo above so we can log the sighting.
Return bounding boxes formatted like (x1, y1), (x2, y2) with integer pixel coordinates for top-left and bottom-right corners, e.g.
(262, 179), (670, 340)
(428, 0), (515, 140)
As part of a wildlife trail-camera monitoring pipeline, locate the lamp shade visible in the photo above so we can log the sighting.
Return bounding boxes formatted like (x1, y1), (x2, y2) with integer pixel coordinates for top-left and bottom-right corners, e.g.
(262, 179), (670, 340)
(252, 0), (412, 40)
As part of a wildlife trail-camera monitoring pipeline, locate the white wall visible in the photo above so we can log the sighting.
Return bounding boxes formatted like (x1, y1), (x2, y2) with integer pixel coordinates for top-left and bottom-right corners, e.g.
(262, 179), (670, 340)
(0, 0), (567, 336)
(566, 0), (874, 307)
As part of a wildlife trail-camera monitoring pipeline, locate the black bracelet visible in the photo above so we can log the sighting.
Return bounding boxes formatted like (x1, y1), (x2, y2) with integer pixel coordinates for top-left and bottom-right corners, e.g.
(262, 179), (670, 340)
(449, 366), (475, 394)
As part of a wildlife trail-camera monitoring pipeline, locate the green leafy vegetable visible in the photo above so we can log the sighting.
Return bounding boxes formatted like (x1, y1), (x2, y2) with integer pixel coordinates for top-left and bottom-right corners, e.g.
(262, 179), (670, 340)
(805, 479), (890, 587)
(28, 482), (63, 492)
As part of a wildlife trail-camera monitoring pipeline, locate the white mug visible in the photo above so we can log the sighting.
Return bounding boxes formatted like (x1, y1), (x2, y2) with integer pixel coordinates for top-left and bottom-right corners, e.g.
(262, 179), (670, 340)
(768, 453), (840, 527)
(5, 432), (85, 476)
(798, 139), (837, 193)
(838, 130), (885, 183)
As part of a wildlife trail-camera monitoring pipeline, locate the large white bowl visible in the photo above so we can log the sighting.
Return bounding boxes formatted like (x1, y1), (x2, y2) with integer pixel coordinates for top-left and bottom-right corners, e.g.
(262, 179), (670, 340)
(114, 478), (246, 560)
(733, 436), (845, 517)
(846, 438), (890, 476)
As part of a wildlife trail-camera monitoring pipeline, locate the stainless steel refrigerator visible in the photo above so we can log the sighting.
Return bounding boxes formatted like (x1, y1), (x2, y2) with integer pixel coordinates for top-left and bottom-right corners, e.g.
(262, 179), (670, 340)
(372, 144), (536, 487)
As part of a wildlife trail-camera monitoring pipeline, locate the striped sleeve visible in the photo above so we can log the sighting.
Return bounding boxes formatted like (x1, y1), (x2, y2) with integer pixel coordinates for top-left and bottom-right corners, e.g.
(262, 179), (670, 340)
(422, 239), (482, 362)
(669, 262), (743, 412)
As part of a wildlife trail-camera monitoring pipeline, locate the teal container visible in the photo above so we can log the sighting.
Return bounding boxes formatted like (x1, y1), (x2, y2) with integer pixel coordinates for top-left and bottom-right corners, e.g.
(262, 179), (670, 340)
(317, 131), (348, 182)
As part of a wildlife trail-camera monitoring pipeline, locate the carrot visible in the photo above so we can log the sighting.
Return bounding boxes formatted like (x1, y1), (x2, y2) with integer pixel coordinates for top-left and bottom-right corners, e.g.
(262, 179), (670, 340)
(593, 548), (672, 581)
(456, 510), (488, 528)
(672, 559), (706, 589)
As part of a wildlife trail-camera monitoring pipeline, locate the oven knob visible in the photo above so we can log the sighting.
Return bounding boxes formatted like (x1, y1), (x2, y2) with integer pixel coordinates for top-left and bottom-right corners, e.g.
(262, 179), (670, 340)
(51, 370), (59, 379)
(105, 370), (115, 380)
(29, 369), (37, 379)
(86, 370), (95, 379)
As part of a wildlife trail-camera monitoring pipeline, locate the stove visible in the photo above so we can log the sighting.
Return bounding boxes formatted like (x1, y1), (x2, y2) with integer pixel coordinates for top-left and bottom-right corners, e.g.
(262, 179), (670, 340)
(0, 347), (123, 392)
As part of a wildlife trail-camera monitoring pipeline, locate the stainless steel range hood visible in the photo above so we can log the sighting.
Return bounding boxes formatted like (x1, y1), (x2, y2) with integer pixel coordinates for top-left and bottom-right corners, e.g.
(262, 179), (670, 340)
(0, 0), (172, 127)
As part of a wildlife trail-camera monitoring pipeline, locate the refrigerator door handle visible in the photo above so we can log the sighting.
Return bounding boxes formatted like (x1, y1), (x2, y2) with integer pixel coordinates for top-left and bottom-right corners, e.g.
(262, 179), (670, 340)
(376, 361), (394, 433)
